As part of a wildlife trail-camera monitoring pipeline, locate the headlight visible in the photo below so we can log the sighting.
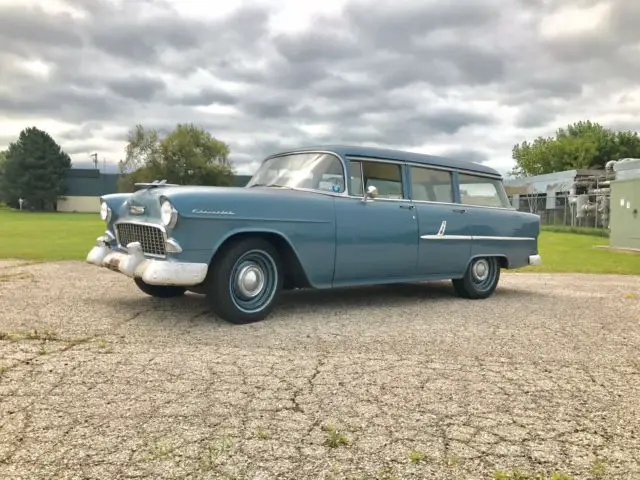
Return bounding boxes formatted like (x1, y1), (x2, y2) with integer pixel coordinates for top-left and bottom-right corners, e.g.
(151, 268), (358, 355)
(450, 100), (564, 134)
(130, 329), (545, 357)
(160, 199), (178, 228)
(99, 201), (111, 223)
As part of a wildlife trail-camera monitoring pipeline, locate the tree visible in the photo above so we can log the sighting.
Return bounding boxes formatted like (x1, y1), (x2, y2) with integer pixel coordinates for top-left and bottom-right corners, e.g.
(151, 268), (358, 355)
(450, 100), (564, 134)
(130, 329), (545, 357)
(0, 150), (6, 204)
(511, 120), (640, 177)
(118, 123), (234, 192)
(0, 127), (72, 210)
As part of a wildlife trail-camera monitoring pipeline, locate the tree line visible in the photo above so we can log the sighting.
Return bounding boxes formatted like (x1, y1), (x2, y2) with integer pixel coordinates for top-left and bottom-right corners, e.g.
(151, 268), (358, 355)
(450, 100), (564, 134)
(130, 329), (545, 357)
(510, 120), (640, 177)
(0, 124), (235, 211)
(1, 119), (638, 211)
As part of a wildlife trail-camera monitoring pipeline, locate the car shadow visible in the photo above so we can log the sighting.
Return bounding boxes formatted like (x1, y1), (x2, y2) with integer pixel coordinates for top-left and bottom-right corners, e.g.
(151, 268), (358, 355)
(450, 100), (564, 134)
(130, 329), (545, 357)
(100, 281), (535, 323)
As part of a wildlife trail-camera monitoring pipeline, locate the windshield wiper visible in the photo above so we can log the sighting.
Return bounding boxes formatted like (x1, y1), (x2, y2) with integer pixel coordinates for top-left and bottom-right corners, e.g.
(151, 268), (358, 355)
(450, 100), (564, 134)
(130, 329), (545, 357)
(249, 183), (290, 188)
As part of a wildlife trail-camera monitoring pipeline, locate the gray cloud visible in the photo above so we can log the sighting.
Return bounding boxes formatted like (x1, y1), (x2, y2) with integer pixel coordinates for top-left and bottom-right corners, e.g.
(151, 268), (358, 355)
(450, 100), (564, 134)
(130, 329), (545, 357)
(0, 0), (638, 174)
(106, 76), (166, 101)
(440, 148), (491, 165)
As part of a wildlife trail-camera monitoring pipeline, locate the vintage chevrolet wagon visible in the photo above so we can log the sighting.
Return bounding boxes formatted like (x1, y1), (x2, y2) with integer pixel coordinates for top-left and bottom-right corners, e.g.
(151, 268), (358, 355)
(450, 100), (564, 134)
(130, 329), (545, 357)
(87, 145), (542, 324)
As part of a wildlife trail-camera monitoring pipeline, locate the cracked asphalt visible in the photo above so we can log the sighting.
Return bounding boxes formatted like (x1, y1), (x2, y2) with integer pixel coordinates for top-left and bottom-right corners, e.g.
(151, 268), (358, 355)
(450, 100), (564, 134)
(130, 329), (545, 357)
(1, 260), (640, 480)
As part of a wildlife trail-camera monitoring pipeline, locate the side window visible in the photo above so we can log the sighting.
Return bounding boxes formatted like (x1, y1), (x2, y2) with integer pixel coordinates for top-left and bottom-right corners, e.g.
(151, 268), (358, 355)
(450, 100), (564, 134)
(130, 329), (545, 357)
(458, 173), (511, 208)
(409, 166), (453, 203)
(362, 160), (404, 199)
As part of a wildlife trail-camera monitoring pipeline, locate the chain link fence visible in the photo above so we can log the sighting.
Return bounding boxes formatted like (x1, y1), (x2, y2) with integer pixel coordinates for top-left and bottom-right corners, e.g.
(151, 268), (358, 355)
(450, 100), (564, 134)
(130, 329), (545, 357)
(508, 192), (611, 235)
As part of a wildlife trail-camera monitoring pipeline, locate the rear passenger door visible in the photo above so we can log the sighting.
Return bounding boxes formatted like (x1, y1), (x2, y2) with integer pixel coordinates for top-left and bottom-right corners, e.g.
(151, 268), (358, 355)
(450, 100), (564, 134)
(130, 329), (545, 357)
(408, 165), (471, 277)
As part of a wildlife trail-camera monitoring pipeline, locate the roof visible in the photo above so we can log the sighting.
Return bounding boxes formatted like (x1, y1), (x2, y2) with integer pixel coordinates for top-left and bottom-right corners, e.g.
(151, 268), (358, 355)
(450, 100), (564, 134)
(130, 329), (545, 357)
(272, 145), (501, 177)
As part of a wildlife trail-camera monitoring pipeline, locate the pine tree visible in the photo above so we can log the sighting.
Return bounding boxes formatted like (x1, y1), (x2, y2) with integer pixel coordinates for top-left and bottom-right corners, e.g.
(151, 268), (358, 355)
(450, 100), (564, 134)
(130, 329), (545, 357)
(1, 127), (72, 210)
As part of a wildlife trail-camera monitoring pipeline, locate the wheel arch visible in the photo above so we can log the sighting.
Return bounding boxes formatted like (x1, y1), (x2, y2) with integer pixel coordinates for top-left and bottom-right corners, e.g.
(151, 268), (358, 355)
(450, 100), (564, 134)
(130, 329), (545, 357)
(464, 253), (509, 271)
(209, 229), (312, 289)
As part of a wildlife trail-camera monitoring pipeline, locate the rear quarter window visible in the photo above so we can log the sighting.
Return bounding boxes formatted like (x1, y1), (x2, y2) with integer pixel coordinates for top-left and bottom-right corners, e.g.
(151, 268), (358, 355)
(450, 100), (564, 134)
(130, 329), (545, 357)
(458, 173), (511, 208)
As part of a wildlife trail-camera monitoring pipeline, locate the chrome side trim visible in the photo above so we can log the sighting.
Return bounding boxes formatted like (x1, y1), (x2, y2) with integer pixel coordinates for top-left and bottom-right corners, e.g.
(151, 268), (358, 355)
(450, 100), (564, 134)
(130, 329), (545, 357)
(420, 235), (536, 241)
(421, 235), (471, 240)
(473, 236), (536, 241)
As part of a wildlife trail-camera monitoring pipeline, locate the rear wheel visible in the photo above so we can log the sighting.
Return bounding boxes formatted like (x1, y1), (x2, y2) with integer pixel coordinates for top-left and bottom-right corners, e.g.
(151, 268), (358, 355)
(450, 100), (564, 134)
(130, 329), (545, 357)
(452, 256), (501, 299)
(134, 277), (186, 298)
(206, 238), (283, 324)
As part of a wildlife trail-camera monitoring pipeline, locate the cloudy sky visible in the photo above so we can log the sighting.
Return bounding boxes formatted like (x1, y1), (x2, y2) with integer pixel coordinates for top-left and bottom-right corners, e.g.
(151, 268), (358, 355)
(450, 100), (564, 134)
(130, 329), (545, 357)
(1, 0), (639, 175)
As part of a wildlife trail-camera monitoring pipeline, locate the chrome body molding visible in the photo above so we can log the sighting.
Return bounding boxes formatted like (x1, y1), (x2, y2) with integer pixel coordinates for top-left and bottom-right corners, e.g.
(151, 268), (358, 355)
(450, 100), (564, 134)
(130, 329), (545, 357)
(421, 235), (536, 241)
(421, 235), (471, 240)
(86, 241), (207, 286)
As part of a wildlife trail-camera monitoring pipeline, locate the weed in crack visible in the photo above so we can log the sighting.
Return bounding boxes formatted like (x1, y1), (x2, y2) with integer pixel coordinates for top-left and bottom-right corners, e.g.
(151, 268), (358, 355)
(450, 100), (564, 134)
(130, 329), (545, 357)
(322, 424), (349, 448)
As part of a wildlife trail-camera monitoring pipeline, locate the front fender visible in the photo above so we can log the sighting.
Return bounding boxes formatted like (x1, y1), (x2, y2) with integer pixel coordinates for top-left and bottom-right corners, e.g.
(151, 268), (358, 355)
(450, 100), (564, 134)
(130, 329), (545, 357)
(206, 221), (336, 289)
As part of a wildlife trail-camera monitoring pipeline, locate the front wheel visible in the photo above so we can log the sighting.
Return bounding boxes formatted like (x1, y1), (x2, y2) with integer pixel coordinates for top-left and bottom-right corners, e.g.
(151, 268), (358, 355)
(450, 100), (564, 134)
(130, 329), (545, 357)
(452, 256), (501, 299)
(134, 277), (186, 298)
(206, 238), (283, 324)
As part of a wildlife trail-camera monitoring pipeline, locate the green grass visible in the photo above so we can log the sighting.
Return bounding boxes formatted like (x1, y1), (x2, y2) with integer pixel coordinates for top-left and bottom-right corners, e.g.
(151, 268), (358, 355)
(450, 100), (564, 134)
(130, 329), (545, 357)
(0, 208), (103, 261)
(0, 208), (638, 275)
(519, 230), (640, 275)
(541, 224), (609, 238)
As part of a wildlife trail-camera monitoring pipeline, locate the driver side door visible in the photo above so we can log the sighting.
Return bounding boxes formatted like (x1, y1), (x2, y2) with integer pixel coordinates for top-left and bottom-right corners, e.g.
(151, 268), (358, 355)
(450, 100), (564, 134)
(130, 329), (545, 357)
(332, 158), (419, 285)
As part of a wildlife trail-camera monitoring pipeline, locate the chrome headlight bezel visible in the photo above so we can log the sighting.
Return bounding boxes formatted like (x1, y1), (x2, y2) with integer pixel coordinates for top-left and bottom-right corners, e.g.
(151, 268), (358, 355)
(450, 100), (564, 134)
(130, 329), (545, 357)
(160, 199), (178, 228)
(99, 201), (112, 223)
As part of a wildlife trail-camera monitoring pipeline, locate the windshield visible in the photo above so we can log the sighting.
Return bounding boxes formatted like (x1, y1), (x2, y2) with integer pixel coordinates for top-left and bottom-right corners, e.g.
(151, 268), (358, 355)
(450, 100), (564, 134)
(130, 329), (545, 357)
(245, 152), (346, 194)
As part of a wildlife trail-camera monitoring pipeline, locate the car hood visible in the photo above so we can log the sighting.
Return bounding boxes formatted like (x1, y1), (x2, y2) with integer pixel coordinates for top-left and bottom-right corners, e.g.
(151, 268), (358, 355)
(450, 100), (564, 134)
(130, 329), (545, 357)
(126, 185), (335, 222)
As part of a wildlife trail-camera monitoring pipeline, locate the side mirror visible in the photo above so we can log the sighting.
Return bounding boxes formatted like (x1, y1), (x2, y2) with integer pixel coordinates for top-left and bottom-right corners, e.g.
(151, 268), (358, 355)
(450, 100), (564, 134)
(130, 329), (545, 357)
(364, 185), (378, 201)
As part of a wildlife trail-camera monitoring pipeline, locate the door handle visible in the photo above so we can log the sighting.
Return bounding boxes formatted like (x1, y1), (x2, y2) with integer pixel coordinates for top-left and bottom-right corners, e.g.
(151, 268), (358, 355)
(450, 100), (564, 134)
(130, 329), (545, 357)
(399, 204), (415, 210)
(452, 208), (466, 213)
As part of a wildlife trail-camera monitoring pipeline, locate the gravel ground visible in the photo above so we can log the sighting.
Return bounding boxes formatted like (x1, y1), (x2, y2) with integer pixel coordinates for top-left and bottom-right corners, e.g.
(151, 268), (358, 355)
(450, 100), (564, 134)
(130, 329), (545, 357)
(1, 260), (639, 480)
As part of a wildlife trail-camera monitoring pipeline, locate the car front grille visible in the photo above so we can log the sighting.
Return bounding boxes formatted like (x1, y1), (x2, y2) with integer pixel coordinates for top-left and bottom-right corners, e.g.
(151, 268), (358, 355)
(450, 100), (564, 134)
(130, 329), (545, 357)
(115, 222), (166, 257)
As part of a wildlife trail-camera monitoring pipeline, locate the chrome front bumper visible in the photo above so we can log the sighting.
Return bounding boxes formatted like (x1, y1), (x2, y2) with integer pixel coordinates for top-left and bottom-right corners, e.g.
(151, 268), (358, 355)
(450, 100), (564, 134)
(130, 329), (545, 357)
(86, 237), (208, 286)
(528, 254), (542, 266)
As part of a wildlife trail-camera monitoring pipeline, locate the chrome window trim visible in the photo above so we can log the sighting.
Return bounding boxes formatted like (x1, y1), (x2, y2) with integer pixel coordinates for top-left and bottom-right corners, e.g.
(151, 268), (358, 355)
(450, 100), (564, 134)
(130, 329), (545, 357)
(406, 163), (455, 204)
(455, 202), (517, 212)
(114, 220), (168, 259)
(457, 171), (512, 209)
(248, 151), (513, 208)
(252, 150), (350, 197)
(344, 156), (407, 199)
(411, 199), (516, 211)
(411, 199), (459, 207)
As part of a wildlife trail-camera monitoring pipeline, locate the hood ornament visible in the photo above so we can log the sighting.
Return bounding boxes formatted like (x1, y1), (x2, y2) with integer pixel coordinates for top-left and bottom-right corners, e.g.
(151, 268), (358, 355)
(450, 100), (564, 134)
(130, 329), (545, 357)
(129, 205), (145, 215)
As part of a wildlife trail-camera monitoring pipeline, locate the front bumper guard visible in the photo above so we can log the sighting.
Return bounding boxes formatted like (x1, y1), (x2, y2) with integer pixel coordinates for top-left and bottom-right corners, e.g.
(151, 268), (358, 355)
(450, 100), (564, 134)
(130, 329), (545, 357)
(86, 236), (208, 286)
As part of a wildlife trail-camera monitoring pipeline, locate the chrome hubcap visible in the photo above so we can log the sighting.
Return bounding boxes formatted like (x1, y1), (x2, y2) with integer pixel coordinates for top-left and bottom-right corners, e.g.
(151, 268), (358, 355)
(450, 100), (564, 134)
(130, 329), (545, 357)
(235, 264), (265, 298)
(472, 259), (489, 282)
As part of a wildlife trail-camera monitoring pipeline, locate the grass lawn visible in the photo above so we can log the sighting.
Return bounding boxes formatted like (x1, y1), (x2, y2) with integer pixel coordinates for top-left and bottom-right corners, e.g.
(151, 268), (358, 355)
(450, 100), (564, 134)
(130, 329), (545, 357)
(0, 208), (638, 274)
(0, 208), (103, 261)
(521, 231), (640, 275)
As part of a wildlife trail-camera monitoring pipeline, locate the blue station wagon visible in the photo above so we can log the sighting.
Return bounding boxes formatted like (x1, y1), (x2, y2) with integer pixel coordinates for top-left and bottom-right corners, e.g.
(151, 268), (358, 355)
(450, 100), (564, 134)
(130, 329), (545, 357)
(86, 145), (542, 324)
